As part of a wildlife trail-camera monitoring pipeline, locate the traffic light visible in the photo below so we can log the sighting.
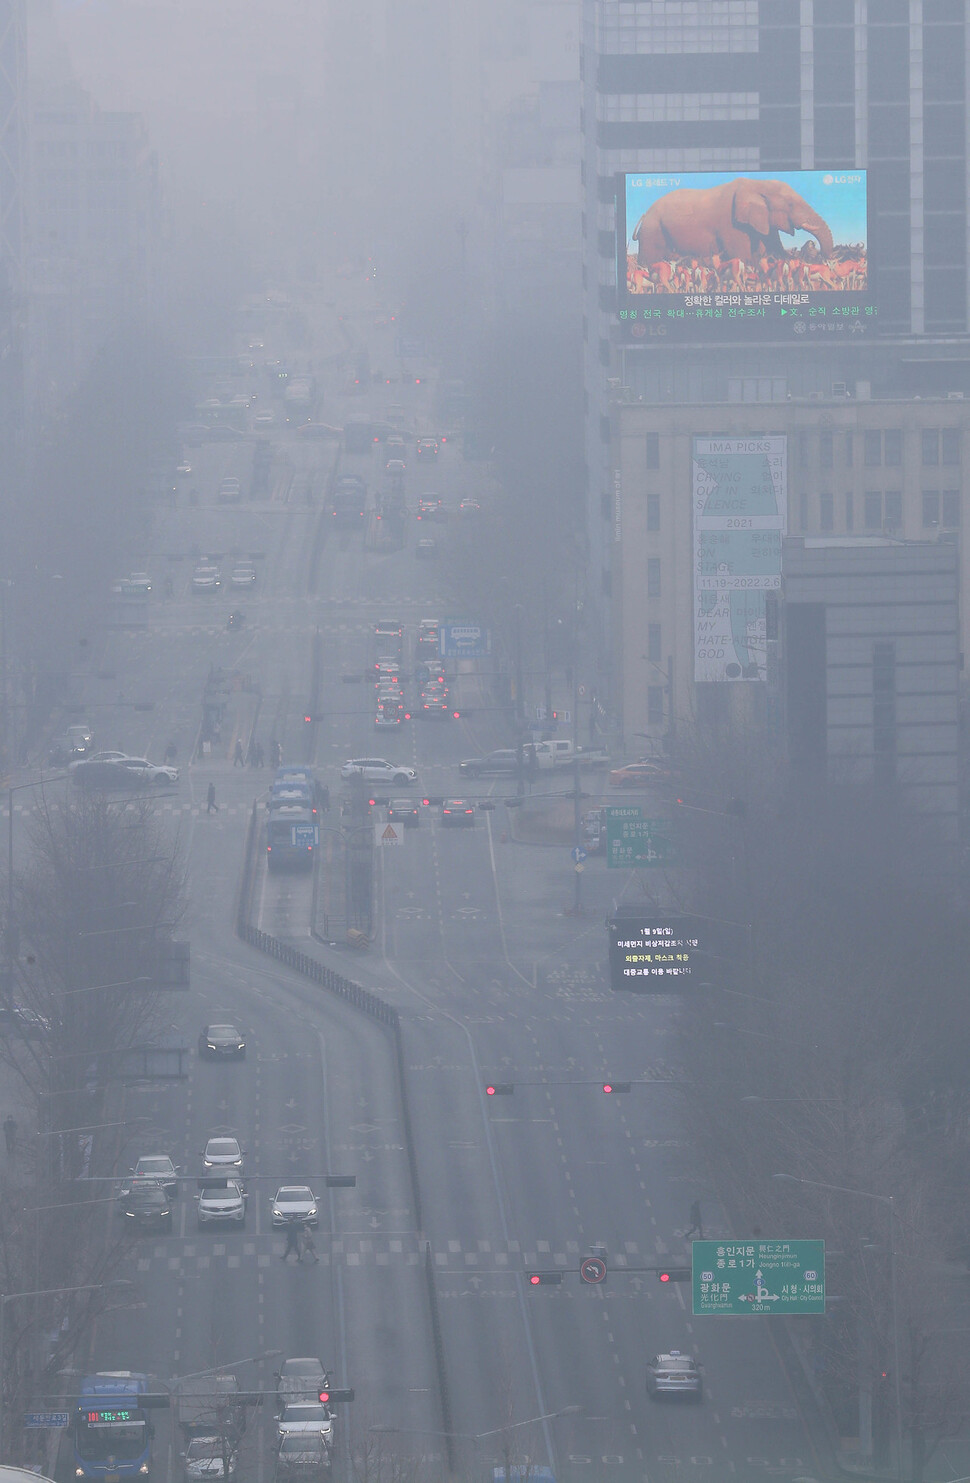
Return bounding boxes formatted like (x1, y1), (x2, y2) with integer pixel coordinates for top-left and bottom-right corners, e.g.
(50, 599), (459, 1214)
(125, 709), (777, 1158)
(486, 1083), (514, 1096)
(325, 1175), (356, 1188)
(657, 1267), (691, 1284)
(527, 1272), (563, 1285)
(319, 1388), (355, 1403)
(602, 1081), (631, 1094)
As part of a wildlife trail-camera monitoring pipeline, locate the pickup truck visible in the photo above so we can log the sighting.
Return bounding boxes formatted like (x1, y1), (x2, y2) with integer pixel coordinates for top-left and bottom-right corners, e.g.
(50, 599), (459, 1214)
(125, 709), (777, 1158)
(533, 739), (610, 770)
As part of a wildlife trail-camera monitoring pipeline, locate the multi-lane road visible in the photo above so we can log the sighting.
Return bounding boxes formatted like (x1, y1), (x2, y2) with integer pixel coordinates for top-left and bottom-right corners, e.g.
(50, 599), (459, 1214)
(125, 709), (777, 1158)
(16, 277), (828, 1483)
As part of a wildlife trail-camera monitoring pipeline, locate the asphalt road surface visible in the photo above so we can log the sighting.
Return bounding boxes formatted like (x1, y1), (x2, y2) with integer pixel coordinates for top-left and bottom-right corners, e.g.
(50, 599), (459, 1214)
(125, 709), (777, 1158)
(17, 278), (827, 1483)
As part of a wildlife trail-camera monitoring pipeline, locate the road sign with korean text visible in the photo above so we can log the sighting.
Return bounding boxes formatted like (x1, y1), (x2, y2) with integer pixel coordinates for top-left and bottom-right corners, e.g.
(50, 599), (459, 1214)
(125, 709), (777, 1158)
(606, 809), (675, 868)
(692, 1238), (825, 1316)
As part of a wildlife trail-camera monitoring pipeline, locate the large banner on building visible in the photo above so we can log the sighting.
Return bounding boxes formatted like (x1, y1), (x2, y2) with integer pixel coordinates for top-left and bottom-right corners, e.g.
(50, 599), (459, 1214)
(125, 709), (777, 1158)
(692, 436), (787, 682)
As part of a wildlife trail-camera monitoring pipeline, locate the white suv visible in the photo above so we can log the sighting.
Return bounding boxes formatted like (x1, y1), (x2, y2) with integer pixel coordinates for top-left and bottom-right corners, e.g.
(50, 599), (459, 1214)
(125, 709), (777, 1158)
(340, 758), (416, 785)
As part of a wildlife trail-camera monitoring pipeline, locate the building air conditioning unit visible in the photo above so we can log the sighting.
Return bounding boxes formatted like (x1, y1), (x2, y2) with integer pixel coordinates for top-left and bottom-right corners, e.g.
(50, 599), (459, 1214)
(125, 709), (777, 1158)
(831, 381), (848, 398)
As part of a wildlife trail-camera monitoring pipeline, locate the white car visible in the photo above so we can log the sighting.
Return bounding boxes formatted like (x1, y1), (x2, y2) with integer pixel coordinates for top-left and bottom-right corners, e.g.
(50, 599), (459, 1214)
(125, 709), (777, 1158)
(118, 756), (179, 786)
(197, 1178), (247, 1228)
(276, 1358), (329, 1403)
(177, 462), (192, 477)
(119, 1154), (180, 1200)
(192, 563), (222, 594)
(272, 1186), (318, 1228)
(203, 1135), (244, 1171)
(340, 758), (416, 785)
(183, 1436), (237, 1482)
(230, 561), (256, 588)
(277, 1403), (333, 1444)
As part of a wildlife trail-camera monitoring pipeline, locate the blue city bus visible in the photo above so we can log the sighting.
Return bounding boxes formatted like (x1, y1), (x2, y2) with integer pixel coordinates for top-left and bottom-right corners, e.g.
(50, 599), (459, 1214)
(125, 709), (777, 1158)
(74, 1372), (164, 1480)
(266, 805), (317, 873)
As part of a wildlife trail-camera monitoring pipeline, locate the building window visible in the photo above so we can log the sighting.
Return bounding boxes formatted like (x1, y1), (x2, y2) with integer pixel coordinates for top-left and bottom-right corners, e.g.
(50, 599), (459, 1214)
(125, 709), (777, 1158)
(942, 489), (960, 527)
(845, 491), (854, 530)
(647, 686), (664, 727)
(844, 432), (853, 467)
(884, 429), (902, 466)
(864, 430), (882, 466)
(647, 622), (662, 663)
(647, 557), (661, 598)
(884, 490), (902, 529)
(819, 492), (834, 530)
(799, 491), (808, 530)
(819, 431), (833, 470)
(645, 433), (659, 469)
(646, 493), (660, 531)
(872, 640), (896, 788)
(864, 491), (882, 528)
(922, 429), (940, 465)
(942, 428), (960, 466)
(922, 491), (941, 527)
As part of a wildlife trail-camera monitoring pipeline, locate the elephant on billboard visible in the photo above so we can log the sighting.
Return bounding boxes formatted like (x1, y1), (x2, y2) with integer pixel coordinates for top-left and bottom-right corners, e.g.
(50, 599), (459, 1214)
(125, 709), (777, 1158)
(633, 176), (834, 266)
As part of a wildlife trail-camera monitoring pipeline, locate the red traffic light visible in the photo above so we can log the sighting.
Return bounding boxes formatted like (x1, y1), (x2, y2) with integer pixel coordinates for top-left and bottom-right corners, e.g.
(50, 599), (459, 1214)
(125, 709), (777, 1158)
(485, 1083), (513, 1096)
(657, 1267), (691, 1284)
(318, 1390), (330, 1404)
(602, 1081), (631, 1094)
(527, 1272), (563, 1286)
(304, 715), (312, 725)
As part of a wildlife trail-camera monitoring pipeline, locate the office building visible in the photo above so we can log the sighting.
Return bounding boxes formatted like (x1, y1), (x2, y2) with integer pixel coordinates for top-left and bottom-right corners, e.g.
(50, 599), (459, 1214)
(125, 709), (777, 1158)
(584, 0), (970, 712)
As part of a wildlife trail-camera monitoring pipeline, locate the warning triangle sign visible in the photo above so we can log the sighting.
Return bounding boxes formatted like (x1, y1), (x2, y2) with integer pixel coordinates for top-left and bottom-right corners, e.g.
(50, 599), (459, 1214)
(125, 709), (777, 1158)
(379, 823), (401, 845)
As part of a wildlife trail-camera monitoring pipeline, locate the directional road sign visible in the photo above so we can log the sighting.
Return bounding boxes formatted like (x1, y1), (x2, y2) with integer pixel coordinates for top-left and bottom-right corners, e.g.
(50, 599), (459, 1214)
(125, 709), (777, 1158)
(606, 809), (675, 868)
(571, 845), (587, 864)
(291, 823), (319, 848)
(691, 1238), (825, 1316)
(580, 1256), (607, 1284)
(439, 619), (492, 660)
(24, 1412), (69, 1429)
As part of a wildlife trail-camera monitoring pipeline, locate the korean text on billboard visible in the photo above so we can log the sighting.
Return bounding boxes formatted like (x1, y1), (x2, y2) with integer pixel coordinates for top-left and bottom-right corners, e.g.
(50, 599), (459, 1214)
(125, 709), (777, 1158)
(616, 169), (871, 340)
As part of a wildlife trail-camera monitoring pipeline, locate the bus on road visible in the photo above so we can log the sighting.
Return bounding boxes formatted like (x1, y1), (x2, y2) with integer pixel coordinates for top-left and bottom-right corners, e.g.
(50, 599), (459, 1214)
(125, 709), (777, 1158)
(74, 1372), (166, 1480)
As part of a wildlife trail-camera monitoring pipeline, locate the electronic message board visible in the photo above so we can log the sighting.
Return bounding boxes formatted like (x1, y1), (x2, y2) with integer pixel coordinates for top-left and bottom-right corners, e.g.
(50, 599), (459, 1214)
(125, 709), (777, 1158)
(608, 916), (702, 991)
(616, 169), (872, 341)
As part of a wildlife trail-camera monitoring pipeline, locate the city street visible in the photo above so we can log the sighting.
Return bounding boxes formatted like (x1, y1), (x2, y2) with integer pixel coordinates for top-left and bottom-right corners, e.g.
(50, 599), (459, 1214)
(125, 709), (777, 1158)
(13, 276), (828, 1483)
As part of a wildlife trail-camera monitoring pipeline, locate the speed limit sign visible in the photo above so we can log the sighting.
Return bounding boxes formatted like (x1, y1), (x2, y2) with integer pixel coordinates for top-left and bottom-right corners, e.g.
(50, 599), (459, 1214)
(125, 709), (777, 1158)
(580, 1256), (607, 1284)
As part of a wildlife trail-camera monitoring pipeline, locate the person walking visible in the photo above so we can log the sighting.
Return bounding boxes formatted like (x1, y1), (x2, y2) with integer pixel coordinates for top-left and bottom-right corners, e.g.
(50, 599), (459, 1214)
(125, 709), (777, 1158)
(685, 1199), (704, 1240)
(299, 1223), (319, 1264)
(272, 740), (283, 769)
(233, 739), (245, 767)
(281, 1223), (302, 1261)
(3, 1114), (16, 1157)
(206, 782), (218, 814)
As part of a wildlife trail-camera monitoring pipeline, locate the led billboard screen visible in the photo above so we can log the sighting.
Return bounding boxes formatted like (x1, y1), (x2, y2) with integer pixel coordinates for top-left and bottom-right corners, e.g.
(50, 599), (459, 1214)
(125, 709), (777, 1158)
(616, 169), (871, 340)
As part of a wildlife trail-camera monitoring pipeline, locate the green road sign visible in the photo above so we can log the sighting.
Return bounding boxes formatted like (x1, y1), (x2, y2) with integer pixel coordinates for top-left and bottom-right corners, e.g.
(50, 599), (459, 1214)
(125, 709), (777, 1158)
(692, 1238), (825, 1316)
(605, 809), (675, 868)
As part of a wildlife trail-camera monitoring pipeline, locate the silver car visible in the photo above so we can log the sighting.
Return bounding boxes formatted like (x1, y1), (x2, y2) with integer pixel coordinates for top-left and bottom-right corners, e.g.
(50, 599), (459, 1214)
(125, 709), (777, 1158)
(645, 1351), (702, 1399)
(277, 1403), (333, 1445)
(203, 1135), (244, 1171)
(272, 1186), (318, 1228)
(183, 1436), (237, 1482)
(276, 1434), (331, 1479)
(197, 1178), (247, 1228)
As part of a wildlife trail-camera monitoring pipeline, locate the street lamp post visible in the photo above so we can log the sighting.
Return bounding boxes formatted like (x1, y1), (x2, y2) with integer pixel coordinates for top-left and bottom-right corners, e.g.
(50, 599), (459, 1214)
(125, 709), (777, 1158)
(0, 1280), (115, 1459)
(773, 1172), (903, 1479)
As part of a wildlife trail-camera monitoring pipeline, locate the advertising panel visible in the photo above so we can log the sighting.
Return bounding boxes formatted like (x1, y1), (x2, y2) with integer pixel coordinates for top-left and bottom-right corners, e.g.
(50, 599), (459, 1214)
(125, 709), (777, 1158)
(692, 436), (787, 683)
(617, 169), (871, 340)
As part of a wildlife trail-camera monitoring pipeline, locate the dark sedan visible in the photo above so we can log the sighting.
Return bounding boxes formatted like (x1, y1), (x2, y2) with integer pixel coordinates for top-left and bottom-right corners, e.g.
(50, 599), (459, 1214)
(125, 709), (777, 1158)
(122, 1180), (173, 1234)
(199, 1024), (246, 1060)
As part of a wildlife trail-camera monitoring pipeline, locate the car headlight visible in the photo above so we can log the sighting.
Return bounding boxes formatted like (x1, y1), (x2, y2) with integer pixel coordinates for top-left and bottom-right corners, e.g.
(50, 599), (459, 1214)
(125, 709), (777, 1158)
(307, 1207), (317, 1218)
(272, 1209), (282, 1221)
(139, 1465), (150, 1475)
(206, 1043), (217, 1050)
(233, 1158), (242, 1166)
(204, 1159), (213, 1168)
(237, 1042), (245, 1050)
